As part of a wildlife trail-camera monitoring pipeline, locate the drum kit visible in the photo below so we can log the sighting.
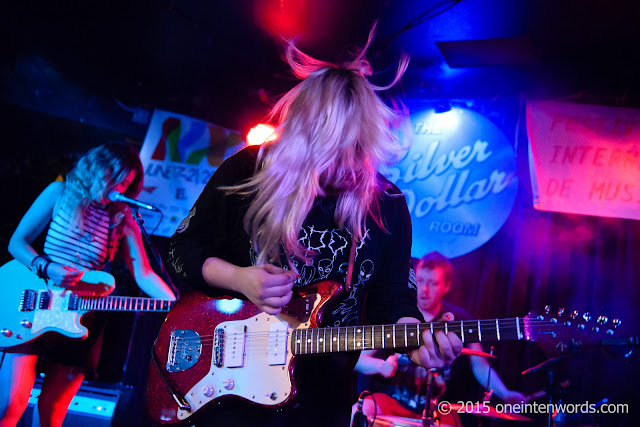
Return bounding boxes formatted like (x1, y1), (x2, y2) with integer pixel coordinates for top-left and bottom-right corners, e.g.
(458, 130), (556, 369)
(366, 348), (536, 427)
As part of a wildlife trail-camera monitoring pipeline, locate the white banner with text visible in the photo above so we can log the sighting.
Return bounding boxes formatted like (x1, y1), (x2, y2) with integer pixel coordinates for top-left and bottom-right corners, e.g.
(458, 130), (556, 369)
(527, 100), (640, 220)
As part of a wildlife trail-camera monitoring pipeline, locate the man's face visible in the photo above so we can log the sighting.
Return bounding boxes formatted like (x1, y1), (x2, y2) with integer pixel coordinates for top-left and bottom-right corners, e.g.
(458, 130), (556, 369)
(416, 267), (450, 312)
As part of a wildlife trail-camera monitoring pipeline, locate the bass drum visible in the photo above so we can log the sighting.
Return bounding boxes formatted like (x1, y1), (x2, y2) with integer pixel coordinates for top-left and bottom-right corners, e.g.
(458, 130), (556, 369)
(368, 412), (461, 427)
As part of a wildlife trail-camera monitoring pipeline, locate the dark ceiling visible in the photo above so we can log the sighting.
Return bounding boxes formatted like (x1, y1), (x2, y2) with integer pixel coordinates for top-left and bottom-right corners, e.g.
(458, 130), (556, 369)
(2, 0), (640, 138)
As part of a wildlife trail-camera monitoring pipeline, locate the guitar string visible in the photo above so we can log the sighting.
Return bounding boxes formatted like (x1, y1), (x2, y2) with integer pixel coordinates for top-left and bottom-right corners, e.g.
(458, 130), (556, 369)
(168, 319), (576, 342)
(169, 320), (575, 346)
(171, 324), (592, 346)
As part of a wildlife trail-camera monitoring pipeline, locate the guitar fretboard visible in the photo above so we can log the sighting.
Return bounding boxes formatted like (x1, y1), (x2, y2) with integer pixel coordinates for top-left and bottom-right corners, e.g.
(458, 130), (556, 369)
(291, 319), (525, 355)
(68, 294), (173, 312)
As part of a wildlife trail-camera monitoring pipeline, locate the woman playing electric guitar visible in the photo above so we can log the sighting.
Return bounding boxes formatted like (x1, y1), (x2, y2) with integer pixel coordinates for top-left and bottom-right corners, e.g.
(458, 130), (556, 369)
(0, 143), (176, 427)
(167, 27), (463, 426)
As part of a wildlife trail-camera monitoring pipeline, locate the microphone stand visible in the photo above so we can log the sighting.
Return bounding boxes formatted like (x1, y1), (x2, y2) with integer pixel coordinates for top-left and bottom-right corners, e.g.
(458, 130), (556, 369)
(129, 207), (178, 296)
(121, 207), (178, 382)
(422, 368), (437, 427)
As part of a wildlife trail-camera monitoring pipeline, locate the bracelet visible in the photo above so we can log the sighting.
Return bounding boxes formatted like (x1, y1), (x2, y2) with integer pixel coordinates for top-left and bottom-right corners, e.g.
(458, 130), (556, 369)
(30, 256), (50, 280)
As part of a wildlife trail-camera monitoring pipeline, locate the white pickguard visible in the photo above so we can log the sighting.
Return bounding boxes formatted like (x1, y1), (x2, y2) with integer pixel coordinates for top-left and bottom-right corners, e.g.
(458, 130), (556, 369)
(31, 290), (87, 339)
(177, 293), (321, 420)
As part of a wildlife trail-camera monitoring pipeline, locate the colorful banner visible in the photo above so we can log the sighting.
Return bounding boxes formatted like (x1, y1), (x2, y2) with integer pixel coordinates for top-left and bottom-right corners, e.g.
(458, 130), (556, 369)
(383, 104), (518, 259)
(138, 110), (245, 237)
(527, 100), (640, 220)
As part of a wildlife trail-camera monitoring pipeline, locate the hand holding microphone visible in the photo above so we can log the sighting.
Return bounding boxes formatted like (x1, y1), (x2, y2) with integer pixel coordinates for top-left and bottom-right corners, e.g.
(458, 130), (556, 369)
(108, 191), (161, 212)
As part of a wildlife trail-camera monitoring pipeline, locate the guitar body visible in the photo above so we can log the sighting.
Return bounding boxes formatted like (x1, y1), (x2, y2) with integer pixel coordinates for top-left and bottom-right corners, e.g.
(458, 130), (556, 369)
(146, 280), (342, 425)
(0, 260), (115, 349)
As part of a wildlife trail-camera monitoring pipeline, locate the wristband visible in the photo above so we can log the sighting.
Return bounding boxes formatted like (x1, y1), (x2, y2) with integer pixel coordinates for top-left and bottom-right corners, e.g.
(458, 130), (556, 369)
(30, 256), (50, 280)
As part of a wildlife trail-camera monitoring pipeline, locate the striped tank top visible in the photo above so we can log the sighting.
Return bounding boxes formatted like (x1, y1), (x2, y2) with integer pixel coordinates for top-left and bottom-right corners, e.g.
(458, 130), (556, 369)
(44, 202), (113, 271)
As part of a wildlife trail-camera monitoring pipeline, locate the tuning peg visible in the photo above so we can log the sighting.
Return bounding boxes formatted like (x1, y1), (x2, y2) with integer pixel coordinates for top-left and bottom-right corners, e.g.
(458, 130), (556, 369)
(545, 306), (551, 314)
(557, 307), (565, 316)
(570, 310), (579, 319)
(583, 312), (591, 322)
(612, 319), (622, 328)
(597, 316), (608, 325)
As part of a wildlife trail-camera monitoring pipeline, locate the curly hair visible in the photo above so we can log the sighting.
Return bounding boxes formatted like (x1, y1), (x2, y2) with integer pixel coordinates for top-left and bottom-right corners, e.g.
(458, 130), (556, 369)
(226, 25), (409, 265)
(60, 143), (144, 224)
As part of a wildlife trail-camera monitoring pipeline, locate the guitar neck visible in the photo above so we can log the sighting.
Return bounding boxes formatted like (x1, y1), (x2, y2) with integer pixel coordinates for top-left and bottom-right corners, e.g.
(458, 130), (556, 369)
(291, 318), (526, 355)
(69, 294), (173, 312)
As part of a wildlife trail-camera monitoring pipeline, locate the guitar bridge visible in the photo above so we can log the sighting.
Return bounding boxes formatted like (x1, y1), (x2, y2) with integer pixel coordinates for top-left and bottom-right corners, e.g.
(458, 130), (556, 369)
(166, 330), (201, 372)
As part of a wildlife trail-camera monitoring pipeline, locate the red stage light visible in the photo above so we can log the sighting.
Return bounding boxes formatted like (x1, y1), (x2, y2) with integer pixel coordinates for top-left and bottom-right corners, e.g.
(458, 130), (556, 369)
(246, 124), (277, 146)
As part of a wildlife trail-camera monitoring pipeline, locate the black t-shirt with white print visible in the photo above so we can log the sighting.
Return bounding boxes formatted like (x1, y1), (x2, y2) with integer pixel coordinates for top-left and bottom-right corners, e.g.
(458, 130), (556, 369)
(168, 145), (421, 426)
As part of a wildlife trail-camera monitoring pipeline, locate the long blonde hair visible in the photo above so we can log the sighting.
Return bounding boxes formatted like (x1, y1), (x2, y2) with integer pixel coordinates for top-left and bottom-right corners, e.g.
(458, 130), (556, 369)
(229, 28), (409, 265)
(60, 143), (144, 224)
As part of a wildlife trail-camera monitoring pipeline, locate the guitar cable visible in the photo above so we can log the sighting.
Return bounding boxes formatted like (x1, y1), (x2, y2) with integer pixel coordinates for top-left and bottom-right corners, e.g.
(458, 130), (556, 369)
(352, 390), (377, 427)
(150, 336), (192, 412)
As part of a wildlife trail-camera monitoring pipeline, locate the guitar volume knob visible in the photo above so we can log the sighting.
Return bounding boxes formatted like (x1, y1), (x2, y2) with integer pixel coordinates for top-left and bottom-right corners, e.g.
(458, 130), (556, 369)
(222, 379), (235, 390)
(1, 329), (12, 337)
(201, 385), (214, 397)
(20, 320), (32, 328)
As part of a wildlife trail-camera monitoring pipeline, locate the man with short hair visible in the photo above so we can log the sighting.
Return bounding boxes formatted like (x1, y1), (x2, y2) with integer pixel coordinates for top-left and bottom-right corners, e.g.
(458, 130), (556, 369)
(354, 251), (526, 422)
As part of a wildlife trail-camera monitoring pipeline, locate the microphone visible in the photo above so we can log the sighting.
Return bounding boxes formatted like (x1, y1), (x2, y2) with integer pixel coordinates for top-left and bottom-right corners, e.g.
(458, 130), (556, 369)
(108, 191), (160, 212)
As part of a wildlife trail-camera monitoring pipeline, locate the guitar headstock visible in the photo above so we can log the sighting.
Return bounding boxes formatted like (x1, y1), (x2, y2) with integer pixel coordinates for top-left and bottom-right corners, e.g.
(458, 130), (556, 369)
(524, 306), (623, 357)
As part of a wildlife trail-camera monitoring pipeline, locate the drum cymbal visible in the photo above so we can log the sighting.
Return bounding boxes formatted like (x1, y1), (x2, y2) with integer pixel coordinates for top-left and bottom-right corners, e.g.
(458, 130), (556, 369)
(460, 348), (497, 358)
(448, 403), (531, 421)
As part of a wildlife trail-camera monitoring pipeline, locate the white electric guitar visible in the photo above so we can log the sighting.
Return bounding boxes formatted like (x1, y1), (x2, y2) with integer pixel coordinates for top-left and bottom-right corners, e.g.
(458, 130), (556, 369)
(0, 260), (174, 349)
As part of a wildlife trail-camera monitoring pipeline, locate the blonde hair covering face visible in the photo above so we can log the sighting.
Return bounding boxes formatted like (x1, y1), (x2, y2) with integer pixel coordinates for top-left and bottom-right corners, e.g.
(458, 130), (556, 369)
(60, 143), (144, 224)
(229, 27), (409, 266)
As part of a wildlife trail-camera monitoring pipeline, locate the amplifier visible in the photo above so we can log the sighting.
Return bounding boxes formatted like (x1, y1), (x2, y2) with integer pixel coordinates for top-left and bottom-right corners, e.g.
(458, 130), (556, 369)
(19, 379), (134, 427)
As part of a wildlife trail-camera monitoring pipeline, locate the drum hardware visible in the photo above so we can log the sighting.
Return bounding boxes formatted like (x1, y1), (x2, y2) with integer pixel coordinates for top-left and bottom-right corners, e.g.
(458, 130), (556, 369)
(523, 355), (571, 427)
(447, 402), (532, 421)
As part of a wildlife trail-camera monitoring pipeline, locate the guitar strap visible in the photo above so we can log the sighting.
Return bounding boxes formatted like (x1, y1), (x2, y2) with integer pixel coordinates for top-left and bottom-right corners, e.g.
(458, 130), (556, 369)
(344, 235), (357, 294)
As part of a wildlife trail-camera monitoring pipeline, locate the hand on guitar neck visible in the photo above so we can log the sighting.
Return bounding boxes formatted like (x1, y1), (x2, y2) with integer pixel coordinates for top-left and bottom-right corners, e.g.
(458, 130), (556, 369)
(400, 313), (464, 369)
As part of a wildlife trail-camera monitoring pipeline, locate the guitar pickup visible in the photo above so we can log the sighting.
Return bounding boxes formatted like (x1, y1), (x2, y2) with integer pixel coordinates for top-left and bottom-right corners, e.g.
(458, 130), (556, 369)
(38, 291), (51, 310)
(267, 322), (288, 365)
(223, 323), (246, 368)
(19, 290), (38, 311)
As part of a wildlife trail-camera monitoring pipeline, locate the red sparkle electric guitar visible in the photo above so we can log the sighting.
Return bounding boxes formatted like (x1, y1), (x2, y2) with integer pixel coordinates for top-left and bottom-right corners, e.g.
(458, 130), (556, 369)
(146, 280), (635, 425)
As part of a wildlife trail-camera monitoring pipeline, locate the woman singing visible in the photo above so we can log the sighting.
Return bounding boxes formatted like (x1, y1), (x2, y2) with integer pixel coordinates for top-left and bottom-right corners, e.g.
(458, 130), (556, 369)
(0, 143), (176, 427)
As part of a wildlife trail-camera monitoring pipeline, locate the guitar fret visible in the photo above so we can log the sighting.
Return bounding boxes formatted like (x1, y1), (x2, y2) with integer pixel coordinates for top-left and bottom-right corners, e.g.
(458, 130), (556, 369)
(516, 317), (521, 340)
(460, 320), (465, 343)
(496, 319), (501, 341)
(392, 324), (396, 348)
(323, 328), (326, 353)
(372, 326), (376, 350)
(306, 329), (310, 354)
(478, 320), (482, 342)
(404, 324), (408, 348)
(353, 327), (356, 351)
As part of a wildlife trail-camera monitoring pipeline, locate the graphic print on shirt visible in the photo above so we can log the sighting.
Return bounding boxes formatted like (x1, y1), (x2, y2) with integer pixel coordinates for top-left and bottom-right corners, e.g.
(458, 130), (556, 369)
(176, 207), (196, 233)
(168, 244), (185, 278)
(329, 234), (375, 326)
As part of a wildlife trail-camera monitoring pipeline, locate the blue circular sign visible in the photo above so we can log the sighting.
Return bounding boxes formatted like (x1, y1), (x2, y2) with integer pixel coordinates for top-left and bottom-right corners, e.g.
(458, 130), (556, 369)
(383, 104), (518, 258)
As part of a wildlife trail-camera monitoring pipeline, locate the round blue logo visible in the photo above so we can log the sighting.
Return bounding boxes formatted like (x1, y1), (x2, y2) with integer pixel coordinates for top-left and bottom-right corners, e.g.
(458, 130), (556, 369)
(383, 104), (518, 258)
